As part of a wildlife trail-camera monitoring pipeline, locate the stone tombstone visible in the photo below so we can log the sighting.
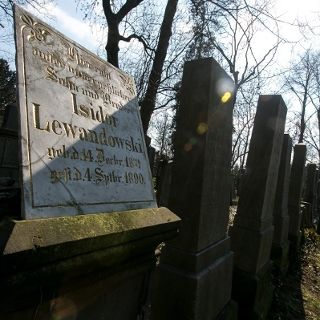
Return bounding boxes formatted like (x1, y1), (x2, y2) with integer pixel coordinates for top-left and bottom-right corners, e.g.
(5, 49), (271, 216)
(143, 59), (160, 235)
(272, 134), (292, 244)
(303, 163), (317, 226)
(271, 134), (292, 272)
(304, 164), (317, 203)
(14, 6), (156, 219)
(231, 95), (287, 318)
(153, 58), (236, 320)
(231, 95), (287, 273)
(288, 144), (306, 241)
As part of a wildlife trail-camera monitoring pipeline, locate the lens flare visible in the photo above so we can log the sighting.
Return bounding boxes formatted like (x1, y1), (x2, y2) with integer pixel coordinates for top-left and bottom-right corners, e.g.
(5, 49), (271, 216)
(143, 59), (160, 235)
(190, 137), (197, 145)
(197, 122), (208, 135)
(216, 78), (234, 104)
(221, 91), (232, 103)
(184, 143), (192, 152)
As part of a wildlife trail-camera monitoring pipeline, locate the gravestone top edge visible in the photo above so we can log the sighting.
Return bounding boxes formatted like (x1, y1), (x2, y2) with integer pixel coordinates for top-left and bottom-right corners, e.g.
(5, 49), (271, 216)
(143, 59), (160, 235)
(13, 5), (134, 83)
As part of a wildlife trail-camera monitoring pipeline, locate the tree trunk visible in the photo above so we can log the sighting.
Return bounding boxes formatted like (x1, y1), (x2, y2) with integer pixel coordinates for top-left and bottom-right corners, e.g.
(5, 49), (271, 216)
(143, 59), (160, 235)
(102, 0), (144, 68)
(298, 76), (310, 143)
(140, 0), (179, 134)
(105, 19), (120, 67)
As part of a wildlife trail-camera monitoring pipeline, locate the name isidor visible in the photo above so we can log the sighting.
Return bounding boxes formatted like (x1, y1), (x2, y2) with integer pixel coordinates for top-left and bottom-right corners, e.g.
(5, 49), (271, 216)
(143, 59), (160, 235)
(32, 93), (143, 154)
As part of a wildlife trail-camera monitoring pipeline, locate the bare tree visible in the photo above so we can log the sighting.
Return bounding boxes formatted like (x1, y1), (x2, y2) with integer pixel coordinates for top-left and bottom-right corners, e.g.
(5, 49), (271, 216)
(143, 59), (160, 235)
(0, 0), (55, 62)
(189, 0), (281, 106)
(284, 49), (316, 143)
(231, 80), (260, 169)
(0, 0), (52, 19)
(304, 50), (320, 164)
(139, 0), (179, 133)
(187, 0), (283, 169)
(0, 58), (16, 124)
(77, 0), (151, 68)
(149, 112), (173, 158)
(284, 49), (320, 164)
(78, 0), (181, 134)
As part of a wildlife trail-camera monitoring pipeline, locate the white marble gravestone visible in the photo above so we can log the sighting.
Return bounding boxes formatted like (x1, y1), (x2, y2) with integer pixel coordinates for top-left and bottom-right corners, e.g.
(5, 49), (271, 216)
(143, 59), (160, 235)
(14, 5), (156, 219)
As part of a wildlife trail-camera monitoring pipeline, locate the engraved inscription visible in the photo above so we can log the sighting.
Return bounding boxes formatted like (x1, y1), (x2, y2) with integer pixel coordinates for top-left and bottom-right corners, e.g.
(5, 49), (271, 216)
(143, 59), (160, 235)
(15, 6), (156, 218)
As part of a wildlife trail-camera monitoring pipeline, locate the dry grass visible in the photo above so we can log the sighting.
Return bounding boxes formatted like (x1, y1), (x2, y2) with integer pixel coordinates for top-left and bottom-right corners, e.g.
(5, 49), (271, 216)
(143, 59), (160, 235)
(270, 229), (320, 320)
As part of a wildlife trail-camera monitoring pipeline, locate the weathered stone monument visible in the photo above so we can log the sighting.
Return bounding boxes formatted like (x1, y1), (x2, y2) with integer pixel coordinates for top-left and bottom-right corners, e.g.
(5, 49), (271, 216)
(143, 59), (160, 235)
(288, 143), (306, 250)
(301, 163), (317, 227)
(0, 6), (180, 319)
(271, 134), (292, 273)
(152, 58), (236, 319)
(231, 95), (287, 318)
(15, 6), (157, 219)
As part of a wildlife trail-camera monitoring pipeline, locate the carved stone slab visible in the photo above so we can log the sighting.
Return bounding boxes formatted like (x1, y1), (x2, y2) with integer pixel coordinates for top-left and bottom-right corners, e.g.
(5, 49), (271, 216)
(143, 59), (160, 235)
(14, 5), (156, 219)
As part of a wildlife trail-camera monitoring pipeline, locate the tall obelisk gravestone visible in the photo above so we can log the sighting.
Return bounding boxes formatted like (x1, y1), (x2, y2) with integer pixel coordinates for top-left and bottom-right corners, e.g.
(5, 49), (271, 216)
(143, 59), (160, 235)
(271, 134), (292, 273)
(288, 144), (306, 250)
(231, 95), (287, 319)
(152, 58), (236, 320)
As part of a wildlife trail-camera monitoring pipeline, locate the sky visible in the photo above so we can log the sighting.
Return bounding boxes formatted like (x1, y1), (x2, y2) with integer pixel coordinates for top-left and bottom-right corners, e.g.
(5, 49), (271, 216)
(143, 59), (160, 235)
(2, 0), (320, 71)
(1, 0), (320, 155)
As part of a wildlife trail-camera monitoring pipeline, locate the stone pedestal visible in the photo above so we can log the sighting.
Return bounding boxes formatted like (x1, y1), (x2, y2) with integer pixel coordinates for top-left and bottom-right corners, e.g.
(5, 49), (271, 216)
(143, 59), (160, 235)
(0, 207), (180, 320)
(152, 58), (236, 320)
(288, 144), (306, 252)
(271, 134), (292, 273)
(232, 262), (274, 319)
(231, 95), (287, 318)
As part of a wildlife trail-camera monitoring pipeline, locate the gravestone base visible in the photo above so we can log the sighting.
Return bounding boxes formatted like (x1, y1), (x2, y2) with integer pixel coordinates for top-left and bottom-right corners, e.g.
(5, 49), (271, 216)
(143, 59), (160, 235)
(231, 224), (274, 273)
(152, 238), (234, 320)
(0, 207), (180, 320)
(232, 262), (274, 320)
(271, 241), (290, 274)
(3, 255), (154, 320)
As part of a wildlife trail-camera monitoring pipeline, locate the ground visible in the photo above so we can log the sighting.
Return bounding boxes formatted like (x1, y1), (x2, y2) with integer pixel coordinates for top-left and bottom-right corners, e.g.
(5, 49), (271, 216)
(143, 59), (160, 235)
(270, 229), (320, 320)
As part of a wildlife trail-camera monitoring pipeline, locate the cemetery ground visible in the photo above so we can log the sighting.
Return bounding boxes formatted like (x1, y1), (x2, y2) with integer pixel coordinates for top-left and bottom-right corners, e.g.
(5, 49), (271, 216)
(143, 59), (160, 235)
(270, 228), (320, 320)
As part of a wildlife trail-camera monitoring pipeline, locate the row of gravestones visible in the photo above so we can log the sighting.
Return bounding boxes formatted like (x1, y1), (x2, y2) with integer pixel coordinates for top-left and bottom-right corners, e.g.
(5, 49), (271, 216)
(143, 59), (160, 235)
(1, 6), (318, 319)
(0, 56), (317, 320)
(150, 58), (320, 319)
(1, 6), (181, 320)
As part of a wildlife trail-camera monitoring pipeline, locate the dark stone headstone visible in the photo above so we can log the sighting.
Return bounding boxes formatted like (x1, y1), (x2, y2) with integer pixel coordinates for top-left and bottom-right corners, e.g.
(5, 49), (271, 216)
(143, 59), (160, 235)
(156, 160), (173, 207)
(152, 58), (236, 319)
(231, 95), (287, 318)
(271, 134), (292, 273)
(302, 163), (317, 227)
(145, 135), (156, 171)
(288, 144), (306, 250)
